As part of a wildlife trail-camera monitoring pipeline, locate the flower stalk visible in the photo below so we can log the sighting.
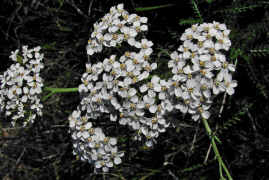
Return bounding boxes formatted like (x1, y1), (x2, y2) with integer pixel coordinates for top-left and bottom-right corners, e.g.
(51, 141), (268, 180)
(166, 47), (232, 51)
(201, 118), (233, 180)
(42, 87), (78, 101)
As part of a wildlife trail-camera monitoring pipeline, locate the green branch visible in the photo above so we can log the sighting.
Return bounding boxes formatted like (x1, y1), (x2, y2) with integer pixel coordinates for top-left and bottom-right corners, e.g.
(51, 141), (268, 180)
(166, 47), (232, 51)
(135, 4), (174, 12)
(201, 118), (233, 180)
(42, 87), (78, 101)
(44, 87), (78, 93)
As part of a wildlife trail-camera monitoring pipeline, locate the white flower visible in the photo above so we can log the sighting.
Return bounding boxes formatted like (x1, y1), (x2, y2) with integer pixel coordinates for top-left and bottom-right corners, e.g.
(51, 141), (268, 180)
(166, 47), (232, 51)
(9, 49), (19, 62)
(221, 74), (237, 95)
(0, 46), (44, 126)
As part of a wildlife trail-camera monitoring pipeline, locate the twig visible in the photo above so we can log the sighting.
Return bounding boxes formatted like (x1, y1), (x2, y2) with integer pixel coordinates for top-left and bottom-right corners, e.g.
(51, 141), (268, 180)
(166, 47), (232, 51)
(6, 1), (22, 41)
(15, 147), (26, 166)
(246, 108), (257, 133)
(203, 143), (212, 164)
(67, 0), (88, 18)
(168, 170), (179, 180)
(190, 121), (200, 152)
(88, 0), (94, 16)
(10, 147), (26, 176)
(42, 154), (58, 160)
(218, 93), (228, 118)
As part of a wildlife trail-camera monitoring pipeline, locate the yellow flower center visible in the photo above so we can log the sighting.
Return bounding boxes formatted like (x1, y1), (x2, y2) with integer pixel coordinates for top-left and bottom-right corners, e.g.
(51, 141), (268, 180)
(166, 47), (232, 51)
(209, 48), (215, 55)
(112, 34), (118, 40)
(211, 56), (216, 62)
(187, 34), (193, 40)
(132, 77), (138, 83)
(152, 117), (157, 124)
(120, 63), (126, 70)
(125, 51), (131, 57)
(147, 82), (153, 89)
(198, 41), (203, 48)
(199, 61), (205, 67)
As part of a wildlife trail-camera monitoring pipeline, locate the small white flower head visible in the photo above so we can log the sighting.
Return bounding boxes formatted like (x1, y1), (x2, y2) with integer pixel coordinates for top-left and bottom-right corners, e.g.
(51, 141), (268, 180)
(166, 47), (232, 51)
(0, 46), (44, 127)
(69, 109), (124, 172)
(86, 4), (149, 56)
(168, 21), (236, 121)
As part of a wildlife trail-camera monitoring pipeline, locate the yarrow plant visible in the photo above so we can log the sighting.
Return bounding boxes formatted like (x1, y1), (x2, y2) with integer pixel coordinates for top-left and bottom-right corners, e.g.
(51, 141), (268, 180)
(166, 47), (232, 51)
(68, 3), (237, 174)
(0, 46), (44, 127)
(0, 3), (237, 178)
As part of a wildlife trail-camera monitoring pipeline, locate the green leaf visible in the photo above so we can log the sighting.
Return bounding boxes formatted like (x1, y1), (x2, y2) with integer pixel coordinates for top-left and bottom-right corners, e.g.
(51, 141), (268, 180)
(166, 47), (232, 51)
(190, 0), (203, 21)
(179, 18), (202, 25)
(16, 55), (23, 64)
(42, 42), (57, 50)
(214, 135), (222, 144)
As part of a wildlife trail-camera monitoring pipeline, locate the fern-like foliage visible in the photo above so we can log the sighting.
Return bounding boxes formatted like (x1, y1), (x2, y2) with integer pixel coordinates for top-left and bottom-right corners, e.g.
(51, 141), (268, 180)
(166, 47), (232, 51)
(249, 48), (269, 57)
(214, 1), (269, 15)
(214, 4), (260, 14)
(217, 104), (252, 135)
(179, 18), (202, 26)
(178, 0), (203, 26)
(190, 0), (203, 21)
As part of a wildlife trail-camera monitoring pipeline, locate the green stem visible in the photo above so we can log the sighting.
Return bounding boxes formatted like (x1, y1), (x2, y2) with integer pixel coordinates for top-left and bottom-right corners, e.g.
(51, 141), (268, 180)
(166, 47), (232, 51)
(135, 4), (174, 12)
(44, 87), (78, 93)
(201, 118), (233, 180)
(42, 87), (78, 101)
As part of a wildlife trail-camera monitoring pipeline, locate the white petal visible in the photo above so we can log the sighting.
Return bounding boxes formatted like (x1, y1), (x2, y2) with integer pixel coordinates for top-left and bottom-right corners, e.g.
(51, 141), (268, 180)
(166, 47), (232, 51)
(82, 131), (89, 139)
(106, 161), (113, 168)
(114, 157), (122, 165)
(175, 88), (182, 97)
(192, 114), (200, 121)
(109, 138), (117, 145)
(85, 122), (92, 129)
(140, 84), (148, 93)
(145, 140), (153, 147)
(128, 88), (136, 96)
(151, 76), (160, 83)
(159, 92), (166, 100)
(202, 111), (210, 119)
(110, 114), (117, 121)
(149, 105), (157, 113)
(95, 161), (102, 168)
(227, 87), (235, 95)
(154, 84), (161, 92)
(151, 63), (157, 70)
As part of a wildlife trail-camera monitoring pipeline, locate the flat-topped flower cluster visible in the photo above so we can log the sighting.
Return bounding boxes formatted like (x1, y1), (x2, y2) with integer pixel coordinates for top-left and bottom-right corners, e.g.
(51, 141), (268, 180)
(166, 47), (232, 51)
(71, 3), (169, 172)
(86, 3), (148, 56)
(167, 22), (237, 121)
(0, 46), (44, 126)
(69, 110), (124, 172)
(69, 4), (237, 172)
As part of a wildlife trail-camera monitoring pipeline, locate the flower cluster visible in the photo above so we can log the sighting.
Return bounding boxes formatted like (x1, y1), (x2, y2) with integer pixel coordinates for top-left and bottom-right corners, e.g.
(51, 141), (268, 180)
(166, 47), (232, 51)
(69, 110), (124, 172)
(0, 46), (44, 126)
(70, 4), (237, 173)
(71, 3), (172, 172)
(0, 3), (238, 174)
(167, 22), (237, 121)
(86, 3), (148, 55)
